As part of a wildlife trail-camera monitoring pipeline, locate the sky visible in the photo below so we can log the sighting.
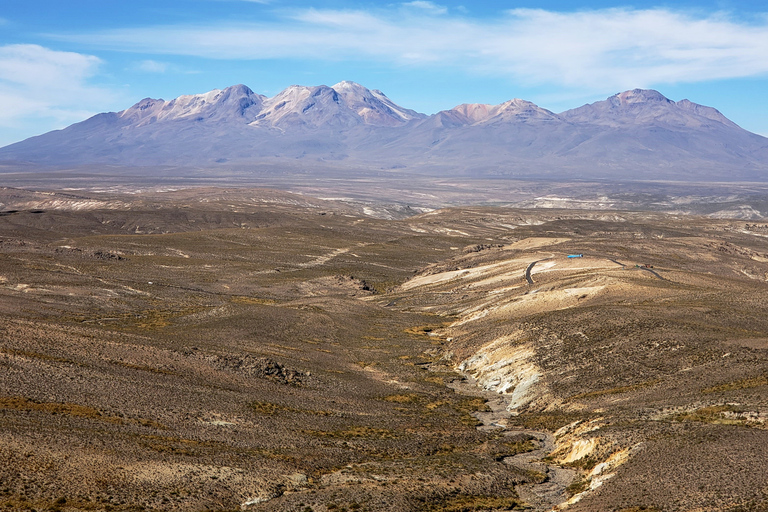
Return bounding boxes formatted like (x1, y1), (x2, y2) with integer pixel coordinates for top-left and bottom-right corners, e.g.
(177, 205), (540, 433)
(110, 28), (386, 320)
(1, 0), (768, 147)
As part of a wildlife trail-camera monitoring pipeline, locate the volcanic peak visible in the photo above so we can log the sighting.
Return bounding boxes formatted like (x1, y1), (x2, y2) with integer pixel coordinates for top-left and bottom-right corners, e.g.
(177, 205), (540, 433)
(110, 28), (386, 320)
(119, 84), (265, 126)
(610, 88), (673, 107)
(447, 99), (559, 126)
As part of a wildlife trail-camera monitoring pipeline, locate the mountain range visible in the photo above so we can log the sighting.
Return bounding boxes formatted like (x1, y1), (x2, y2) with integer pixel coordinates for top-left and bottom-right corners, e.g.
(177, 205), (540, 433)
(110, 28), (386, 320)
(1, 81), (767, 181)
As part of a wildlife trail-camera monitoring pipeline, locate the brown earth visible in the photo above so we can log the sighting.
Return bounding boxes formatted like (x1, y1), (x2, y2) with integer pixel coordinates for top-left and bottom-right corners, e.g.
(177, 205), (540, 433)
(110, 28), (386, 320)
(0, 187), (767, 511)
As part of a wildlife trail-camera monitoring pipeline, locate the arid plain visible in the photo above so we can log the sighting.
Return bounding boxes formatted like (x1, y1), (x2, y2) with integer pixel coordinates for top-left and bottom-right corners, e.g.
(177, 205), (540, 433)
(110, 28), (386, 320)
(1, 187), (767, 512)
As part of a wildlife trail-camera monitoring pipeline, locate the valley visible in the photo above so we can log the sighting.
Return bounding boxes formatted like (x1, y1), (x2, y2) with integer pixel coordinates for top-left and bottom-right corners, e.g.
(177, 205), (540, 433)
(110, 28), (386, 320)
(1, 187), (767, 511)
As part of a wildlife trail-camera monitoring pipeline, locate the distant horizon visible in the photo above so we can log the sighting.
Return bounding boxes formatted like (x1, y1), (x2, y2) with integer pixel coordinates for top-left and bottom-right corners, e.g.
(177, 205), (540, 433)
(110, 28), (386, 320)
(2, 1), (768, 146)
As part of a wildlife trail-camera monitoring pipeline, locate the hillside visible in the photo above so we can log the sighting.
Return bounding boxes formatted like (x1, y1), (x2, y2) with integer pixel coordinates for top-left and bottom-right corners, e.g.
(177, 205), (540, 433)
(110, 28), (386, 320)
(1, 187), (767, 511)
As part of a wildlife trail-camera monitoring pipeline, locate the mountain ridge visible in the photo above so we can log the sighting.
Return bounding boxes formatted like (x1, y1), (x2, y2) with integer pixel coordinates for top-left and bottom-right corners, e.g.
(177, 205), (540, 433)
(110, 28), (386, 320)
(1, 82), (766, 182)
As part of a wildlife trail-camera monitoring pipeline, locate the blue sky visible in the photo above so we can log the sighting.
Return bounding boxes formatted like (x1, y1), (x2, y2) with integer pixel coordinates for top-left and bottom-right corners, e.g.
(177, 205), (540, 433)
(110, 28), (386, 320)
(1, 0), (768, 146)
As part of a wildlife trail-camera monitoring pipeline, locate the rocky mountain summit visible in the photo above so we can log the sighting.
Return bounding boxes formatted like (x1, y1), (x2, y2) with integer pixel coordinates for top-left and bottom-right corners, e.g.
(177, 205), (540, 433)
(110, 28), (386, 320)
(1, 83), (766, 181)
(115, 81), (423, 131)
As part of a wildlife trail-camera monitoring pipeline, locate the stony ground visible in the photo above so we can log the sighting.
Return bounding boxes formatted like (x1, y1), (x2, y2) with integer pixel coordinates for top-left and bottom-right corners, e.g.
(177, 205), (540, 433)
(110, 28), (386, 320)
(386, 208), (768, 512)
(0, 187), (767, 511)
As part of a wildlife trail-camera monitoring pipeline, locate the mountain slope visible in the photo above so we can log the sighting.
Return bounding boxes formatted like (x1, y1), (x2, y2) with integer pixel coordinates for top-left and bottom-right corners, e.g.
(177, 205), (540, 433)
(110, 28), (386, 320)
(554, 89), (768, 176)
(0, 84), (766, 181)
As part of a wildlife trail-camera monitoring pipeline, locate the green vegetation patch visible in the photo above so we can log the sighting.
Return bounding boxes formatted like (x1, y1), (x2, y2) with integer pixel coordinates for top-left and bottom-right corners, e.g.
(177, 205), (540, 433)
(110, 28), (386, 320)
(305, 426), (399, 440)
(81, 304), (210, 331)
(457, 397), (491, 413)
(702, 374), (768, 394)
(404, 324), (447, 338)
(566, 477), (589, 497)
(524, 469), (548, 484)
(451, 397), (491, 427)
(0, 347), (80, 366)
(490, 440), (537, 460)
(231, 295), (278, 305)
(563, 455), (599, 471)
(383, 393), (420, 404)
(136, 433), (295, 461)
(477, 436), (538, 460)
(0, 396), (164, 429)
(672, 405), (746, 425)
(424, 494), (525, 511)
(0, 396), (110, 421)
(0, 496), (109, 512)
(107, 359), (178, 375)
(423, 371), (459, 385)
(510, 411), (587, 432)
(725, 500), (768, 512)
(250, 400), (333, 417)
(565, 379), (662, 402)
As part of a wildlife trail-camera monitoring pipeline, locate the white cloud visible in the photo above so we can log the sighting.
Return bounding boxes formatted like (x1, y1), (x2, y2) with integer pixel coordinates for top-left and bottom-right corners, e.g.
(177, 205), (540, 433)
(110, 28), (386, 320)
(54, 7), (768, 92)
(0, 44), (117, 145)
(488, 8), (768, 89)
(0, 44), (101, 89)
(402, 2), (448, 15)
(134, 59), (169, 73)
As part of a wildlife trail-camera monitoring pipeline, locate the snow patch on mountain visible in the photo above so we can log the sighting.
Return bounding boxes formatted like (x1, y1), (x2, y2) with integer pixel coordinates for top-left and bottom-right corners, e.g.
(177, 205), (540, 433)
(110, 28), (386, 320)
(331, 81), (424, 125)
(120, 85), (265, 126)
(446, 99), (559, 126)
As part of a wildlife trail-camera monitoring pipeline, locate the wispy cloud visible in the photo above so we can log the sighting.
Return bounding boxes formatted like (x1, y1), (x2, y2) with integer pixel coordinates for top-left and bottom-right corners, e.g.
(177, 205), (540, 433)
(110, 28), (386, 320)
(133, 59), (170, 73)
(0, 44), (117, 144)
(402, 2), (448, 15)
(54, 7), (768, 91)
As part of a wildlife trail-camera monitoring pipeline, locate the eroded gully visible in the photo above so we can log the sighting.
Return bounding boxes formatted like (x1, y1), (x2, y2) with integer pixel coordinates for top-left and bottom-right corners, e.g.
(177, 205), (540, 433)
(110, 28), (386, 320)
(448, 375), (576, 512)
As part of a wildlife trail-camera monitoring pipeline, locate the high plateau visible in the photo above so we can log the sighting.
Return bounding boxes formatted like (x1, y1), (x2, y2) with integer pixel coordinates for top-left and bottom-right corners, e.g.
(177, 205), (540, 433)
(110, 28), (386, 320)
(1, 187), (767, 511)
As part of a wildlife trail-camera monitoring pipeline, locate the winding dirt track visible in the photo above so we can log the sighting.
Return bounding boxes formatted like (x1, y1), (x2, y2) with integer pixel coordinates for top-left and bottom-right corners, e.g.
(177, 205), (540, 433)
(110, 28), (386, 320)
(640, 266), (665, 280)
(527, 256), (664, 284)
(525, 257), (553, 285)
(525, 261), (537, 285)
